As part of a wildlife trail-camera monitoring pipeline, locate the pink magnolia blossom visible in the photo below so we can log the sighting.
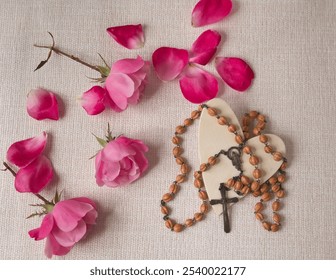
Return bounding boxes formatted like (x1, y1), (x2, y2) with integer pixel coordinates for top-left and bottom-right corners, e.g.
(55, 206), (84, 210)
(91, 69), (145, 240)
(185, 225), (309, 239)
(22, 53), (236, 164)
(215, 57), (254, 91)
(26, 88), (59, 120)
(29, 197), (98, 258)
(107, 24), (145, 49)
(6, 132), (53, 193)
(95, 136), (148, 187)
(192, 0), (233, 27)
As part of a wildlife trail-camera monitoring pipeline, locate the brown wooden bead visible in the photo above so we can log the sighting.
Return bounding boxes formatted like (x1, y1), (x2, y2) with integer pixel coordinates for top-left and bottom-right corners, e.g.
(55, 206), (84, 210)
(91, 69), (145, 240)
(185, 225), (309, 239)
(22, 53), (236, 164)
(194, 212), (203, 221)
(253, 168), (262, 179)
(175, 156), (185, 165)
(199, 190), (208, 200)
(243, 146), (252, 154)
(191, 110), (201, 120)
(169, 184), (179, 194)
(242, 116), (251, 126)
(249, 110), (259, 119)
(271, 184), (281, 193)
(256, 121), (266, 130)
(180, 164), (188, 174)
(176, 125), (186, 134)
(249, 155), (259, 165)
(228, 124), (237, 133)
(255, 212), (264, 221)
(241, 175), (250, 185)
(268, 176), (278, 185)
(264, 145), (273, 153)
(172, 136), (181, 145)
(234, 181), (243, 191)
(261, 192), (271, 202)
(255, 202), (264, 212)
(273, 152), (283, 161)
(194, 179), (204, 188)
(271, 224), (279, 232)
(242, 185), (250, 195)
(273, 213), (281, 224)
(227, 178), (235, 187)
(251, 181), (260, 192)
(173, 223), (184, 232)
(242, 125), (249, 132)
(244, 132), (250, 140)
(208, 156), (217, 166)
(280, 162), (287, 171)
(173, 146), (183, 157)
(272, 201), (281, 211)
(262, 222), (271, 231)
(176, 174), (185, 183)
(165, 219), (174, 229)
(260, 183), (270, 194)
(198, 105), (204, 111)
(276, 189), (285, 198)
(277, 174), (286, 183)
(162, 193), (173, 202)
(184, 118), (193, 126)
(259, 134), (268, 143)
(200, 163), (208, 172)
(253, 127), (261, 136)
(207, 107), (218, 116)
(194, 171), (202, 179)
(257, 114), (266, 122)
(235, 135), (244, 144)
(185, 219), (194, 227)
(217, 116), (228, 125)
(161, 206), (169, 215)
(200, 203), (209, 213)
(252, 190), (262, 197)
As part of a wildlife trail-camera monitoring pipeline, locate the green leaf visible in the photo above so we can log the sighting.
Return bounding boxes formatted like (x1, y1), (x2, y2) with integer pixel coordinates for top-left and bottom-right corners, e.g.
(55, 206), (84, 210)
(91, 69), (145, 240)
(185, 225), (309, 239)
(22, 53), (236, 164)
(92, 133), (107, 147)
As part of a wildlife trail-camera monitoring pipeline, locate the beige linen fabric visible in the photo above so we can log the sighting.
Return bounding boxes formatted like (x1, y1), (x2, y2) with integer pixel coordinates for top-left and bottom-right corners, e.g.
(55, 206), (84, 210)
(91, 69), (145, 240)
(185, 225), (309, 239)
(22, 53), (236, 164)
(0, 0), (335, 259)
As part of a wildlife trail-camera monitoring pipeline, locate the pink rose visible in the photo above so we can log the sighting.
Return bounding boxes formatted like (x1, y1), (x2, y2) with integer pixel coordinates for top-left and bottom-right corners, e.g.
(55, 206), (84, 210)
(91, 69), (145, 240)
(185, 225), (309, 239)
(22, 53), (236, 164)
(29, 197), (98, 258)
(95, 136), (149, 187)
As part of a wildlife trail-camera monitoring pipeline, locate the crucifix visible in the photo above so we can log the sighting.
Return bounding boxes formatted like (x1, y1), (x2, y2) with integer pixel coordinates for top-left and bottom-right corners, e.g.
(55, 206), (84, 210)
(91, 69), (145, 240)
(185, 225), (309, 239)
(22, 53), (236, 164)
(210, 183), (239, 233)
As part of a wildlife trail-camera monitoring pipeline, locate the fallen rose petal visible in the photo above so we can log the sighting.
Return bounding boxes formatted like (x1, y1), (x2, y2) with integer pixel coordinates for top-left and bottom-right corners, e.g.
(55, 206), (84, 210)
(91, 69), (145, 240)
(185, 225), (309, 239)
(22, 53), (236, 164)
(215, 57), (254, 91)
(192, 0), (232, 27)
(14, 155), (53, 193)
(6, 132), (47, 168)
(179, 65), (218, 103)
(152, 47), (189, 81)
(106, 24), (144, 49)
(189, 29), (221, 65)
(81, 86), (106, 115)
(27, 88), (59, 120)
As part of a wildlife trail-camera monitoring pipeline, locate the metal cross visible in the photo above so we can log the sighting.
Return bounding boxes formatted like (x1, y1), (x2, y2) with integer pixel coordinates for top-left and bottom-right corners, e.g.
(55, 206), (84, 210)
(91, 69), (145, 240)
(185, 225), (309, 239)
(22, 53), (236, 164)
(210, 183), (239, 233)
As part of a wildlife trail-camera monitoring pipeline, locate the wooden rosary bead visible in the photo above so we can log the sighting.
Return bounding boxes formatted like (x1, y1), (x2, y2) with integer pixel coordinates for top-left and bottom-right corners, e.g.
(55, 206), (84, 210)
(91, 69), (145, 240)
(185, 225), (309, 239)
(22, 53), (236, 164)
(255, 212), (264, 221)
(194, 212), (203, 221)
(198, 105), (204, 111)
(252, 190), (262, 197)
(259, 134), (268, 143)
(255, 202), (264, 212)
(241, 175), (250, 185)
(256, 121), (266, 130)
(162, 193), (173, 203)
(271, 184), (281, 193)
(249, 110), (259, 119)
(261, 192), (271, 202)
(276, 189), (285, 198)
(234, 181), (243, 191)
(249, 155), (260, 165)
(217, 116), (228, 125)
(253, 168), (262, 179)
(169, 184), (179, 194)
(253, 127), (261, 136)
(194, 179), (204, 188)
(172, 136), (181, 145)
(280, 162), (287, 171)
(173, 223), (184, 232)
(165, 219), (174, 229)
(185, 219), (194, 227)
(198, 190), (208, 200)
(273, 213), (281, 224)
(176, 174), (186, 183)
(194, 171), (202, 179)
(235, 135), (244, 144)
(180, 164), (188, 174)
(207, 107), (218, 116)
(173, 146), (183, 157)
(184, 118), (193, 126)
(175, 125), (186, 134)
(208, 156), (217, 166)
(243, 145), (252, 154)
(264, 145), (273, 153)
(241, 185), (250, 195)
(251, 181), (260, 192)
(262, 221), (271, 231)
(271, 224), (279, 232)
(242, 125), (249, 132)
(227, 178), (235, 187)
(272, 200), (281, 211)
(161, 206), (170, 215)
(175, 156), (185, 165)
(273, 152), (283, 161)
(200, 203), (209, 213)
(228, 124), (237, 133)
(243, 132), (250, 140)
(191, 110), (201, 120)
(200, 163), (208, 172)
(260, 183), (270, 194)
(242, 116), (250, 126)
(277, 174), (286, 183)
(257, 114), (266, 122)
(268, 176), (278, 185)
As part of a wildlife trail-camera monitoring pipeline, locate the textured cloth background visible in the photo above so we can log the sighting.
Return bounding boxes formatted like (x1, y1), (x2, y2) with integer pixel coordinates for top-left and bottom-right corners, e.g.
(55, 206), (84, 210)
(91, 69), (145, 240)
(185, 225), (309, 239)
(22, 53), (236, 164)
(0, 0), (335, 260)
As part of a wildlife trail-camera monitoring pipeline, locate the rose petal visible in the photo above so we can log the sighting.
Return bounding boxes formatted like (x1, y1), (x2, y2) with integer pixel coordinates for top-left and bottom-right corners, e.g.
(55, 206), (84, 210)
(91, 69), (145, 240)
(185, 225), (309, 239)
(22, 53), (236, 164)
(6, 132), (47, 168)
(81, 86), (106, 115)
(95, 153), (121, 187)
(215, 57), (254, 91)
(106, 24), (144, 49)
(26, 88), (59, 120)
(29, 214), (54, 241)
(14, 155), (53, 193)
(52, 219), (87, 247)
(110, 56), (145, 74)
(192, 0), (232, 27)
(45, 234), (73, 258)
(179, 65), (218, 103)
(189, 29), (221, 65)
(152, 47), (189, 81)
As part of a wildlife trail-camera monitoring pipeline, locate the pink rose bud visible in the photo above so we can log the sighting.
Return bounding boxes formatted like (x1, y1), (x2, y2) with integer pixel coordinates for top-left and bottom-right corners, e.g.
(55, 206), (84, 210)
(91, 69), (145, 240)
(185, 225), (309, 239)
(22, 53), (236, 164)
(26, 88), (59, 120)
(29, 197), (98, 258)
(95, 136), (149, 187)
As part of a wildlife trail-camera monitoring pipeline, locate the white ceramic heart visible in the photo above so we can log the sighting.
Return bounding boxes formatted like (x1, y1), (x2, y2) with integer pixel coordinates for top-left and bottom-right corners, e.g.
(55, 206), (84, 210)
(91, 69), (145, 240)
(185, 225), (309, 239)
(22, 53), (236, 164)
(198, 98), (286, 215)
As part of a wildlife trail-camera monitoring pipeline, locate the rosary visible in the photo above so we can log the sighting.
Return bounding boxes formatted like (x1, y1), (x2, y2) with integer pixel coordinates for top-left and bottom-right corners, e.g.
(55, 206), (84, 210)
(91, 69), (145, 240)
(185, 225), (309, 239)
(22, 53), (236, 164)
(160, 102), (287, 233)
